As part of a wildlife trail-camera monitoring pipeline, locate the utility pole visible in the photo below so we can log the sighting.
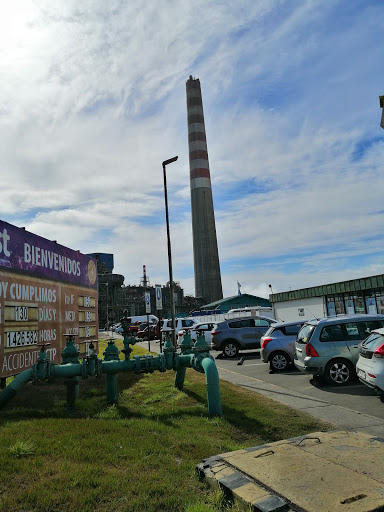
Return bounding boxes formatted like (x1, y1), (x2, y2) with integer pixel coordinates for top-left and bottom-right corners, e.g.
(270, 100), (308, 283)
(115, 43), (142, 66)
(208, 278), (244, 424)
(380, 95), (384, 130)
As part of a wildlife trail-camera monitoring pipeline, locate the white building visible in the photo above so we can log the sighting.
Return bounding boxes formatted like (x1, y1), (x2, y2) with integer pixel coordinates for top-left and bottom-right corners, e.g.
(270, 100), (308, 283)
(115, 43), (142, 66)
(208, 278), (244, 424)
(270, 274), (384, 322)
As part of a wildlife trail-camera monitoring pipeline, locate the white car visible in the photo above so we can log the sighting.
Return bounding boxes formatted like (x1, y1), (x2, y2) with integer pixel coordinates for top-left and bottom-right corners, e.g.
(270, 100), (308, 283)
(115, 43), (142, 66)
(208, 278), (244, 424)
(177, 322), (217, 345)
(356, 328), (384, 397)
(161, 317), (198, 339)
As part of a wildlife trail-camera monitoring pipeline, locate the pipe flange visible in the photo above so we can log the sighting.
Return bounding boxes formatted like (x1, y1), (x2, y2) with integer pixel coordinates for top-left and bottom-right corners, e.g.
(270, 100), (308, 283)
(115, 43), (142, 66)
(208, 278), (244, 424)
(158, 353), (167, 373)
(133, 355), (141, 374)
(192, 345), (211, 354)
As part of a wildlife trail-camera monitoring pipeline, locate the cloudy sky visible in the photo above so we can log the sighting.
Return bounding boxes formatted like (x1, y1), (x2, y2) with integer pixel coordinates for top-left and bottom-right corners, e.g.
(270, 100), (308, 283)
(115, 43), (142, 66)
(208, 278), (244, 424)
(1, 0), (384, 300)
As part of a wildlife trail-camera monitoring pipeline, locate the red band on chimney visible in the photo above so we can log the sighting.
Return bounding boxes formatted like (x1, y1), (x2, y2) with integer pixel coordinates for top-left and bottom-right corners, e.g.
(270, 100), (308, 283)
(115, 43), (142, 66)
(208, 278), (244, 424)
(189, 149), (208, 160)
(190, 168), (210, 180)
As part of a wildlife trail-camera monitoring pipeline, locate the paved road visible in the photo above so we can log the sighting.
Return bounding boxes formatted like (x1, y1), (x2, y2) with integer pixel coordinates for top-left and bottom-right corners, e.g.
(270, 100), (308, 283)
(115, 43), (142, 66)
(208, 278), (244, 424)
(212, 349), (384, 419)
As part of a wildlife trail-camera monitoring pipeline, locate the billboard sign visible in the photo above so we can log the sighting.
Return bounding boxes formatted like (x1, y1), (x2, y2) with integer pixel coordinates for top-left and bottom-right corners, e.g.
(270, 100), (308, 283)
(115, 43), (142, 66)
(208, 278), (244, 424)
(0, 220), (98, 378)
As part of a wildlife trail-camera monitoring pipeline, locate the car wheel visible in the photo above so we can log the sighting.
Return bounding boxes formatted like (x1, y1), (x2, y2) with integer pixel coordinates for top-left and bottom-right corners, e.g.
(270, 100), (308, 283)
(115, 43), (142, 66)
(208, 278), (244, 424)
(269, 351), (289, 372)
(325, 359), (354, 386)
(222, 341), (239, 358)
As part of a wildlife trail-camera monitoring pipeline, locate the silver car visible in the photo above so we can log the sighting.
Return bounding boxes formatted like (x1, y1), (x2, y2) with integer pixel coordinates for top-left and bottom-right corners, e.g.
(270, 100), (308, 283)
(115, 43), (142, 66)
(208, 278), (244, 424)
(210, 316), (276, 357)
(356, 328), (384, 398)
(260, 321), (305, 372)
(294, 314), (384, 385)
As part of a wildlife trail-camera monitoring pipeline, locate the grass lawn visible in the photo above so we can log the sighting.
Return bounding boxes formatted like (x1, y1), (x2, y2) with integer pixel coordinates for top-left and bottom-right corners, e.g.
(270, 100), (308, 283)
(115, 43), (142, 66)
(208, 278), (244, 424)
(0, 338), (333, 511)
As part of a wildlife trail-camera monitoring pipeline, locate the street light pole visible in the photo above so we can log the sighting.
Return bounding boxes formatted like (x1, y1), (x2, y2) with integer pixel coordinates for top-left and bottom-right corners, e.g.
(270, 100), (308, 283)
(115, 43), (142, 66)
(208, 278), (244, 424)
(162, 156), (178, 347)
(268, 284), (276, 320)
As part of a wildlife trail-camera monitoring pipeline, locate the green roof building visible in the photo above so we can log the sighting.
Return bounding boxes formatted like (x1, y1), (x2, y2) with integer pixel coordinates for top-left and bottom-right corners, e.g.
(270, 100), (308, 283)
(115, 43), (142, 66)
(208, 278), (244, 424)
(200, 294), (270, 314)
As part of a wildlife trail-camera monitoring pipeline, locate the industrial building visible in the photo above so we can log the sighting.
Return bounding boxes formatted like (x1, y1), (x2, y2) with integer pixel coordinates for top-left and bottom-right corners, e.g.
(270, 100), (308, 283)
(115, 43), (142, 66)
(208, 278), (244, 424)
(186, 75), (223, 304)
(270, 273), (384, 322)
(90, 256), (200, 327)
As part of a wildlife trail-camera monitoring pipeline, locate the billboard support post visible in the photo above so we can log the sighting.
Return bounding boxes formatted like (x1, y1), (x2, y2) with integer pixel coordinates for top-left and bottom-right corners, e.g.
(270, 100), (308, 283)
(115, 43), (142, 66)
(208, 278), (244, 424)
(155, 284), (163, 352)
(147, 313), (150, 352)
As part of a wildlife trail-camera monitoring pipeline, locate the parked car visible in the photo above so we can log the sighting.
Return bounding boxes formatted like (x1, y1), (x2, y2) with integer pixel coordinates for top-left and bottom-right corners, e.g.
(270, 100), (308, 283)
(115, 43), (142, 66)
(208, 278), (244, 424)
(114, 323), (145, 335)
(161, 318), (198, 339)
(294, 314), (384, 386)
(177, 322), (217, 344)
(129, 321), (142, 335)
(260, 320), (305, 372)
(356, 328), (384, 397)
(136, 324), (158, 340)
(210, 316), (276, 357)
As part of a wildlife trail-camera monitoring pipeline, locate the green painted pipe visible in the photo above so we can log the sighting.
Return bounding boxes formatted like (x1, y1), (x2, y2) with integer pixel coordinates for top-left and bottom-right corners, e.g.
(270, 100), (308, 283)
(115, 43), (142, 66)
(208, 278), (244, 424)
(0, 368), (33, 409)
(105, 374), (118, 403)
(0, 346), (222, 416)
(201, 357), (222, 417)
(174, 367), (186, 390)
(53, 364), (82, 378)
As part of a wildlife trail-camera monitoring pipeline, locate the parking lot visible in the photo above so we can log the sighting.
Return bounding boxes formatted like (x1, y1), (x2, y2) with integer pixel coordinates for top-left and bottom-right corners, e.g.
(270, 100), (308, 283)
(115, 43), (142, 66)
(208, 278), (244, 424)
(211, 348), (384, 422)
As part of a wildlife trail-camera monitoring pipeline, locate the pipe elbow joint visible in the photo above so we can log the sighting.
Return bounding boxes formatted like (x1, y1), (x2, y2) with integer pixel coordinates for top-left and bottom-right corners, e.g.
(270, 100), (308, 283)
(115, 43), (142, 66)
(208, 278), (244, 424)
(191, 352), (213, 373)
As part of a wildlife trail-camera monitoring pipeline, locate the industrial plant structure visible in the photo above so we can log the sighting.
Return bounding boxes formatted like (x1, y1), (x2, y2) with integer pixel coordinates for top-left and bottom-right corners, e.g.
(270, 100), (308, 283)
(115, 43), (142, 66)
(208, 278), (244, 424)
(186, 75), (223, 304)
(90, 256), (198, 328)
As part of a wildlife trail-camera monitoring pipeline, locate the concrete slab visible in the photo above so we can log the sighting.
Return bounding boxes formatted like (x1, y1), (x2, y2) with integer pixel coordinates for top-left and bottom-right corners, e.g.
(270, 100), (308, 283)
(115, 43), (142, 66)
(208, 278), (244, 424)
(197, 430), (384, 512)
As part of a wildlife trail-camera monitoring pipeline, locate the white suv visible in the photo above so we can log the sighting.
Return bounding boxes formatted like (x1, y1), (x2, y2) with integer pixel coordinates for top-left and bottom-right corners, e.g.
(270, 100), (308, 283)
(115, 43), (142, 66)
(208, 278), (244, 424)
(161, 317), (198, 339)
(178, 322), (217, 345)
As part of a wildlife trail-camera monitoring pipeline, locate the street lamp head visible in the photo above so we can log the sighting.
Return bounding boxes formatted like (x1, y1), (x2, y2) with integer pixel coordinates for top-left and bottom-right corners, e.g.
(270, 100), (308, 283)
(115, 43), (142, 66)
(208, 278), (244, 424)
(162, 156), (178, 167)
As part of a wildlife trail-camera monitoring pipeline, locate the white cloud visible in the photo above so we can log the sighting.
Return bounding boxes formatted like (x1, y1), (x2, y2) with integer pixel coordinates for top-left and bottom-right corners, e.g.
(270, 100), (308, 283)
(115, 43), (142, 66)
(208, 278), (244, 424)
(1, 0), (383, 301)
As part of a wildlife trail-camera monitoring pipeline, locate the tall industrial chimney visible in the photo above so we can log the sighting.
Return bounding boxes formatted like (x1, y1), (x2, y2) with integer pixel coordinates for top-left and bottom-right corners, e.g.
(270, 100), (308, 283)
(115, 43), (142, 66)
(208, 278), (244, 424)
(186, 76), (223, 303)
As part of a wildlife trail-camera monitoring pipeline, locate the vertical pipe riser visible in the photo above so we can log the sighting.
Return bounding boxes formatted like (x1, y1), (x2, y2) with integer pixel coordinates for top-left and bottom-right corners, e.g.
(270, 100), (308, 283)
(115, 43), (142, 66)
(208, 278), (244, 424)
(106, 374), (118, 404)
(174, 367), (186, 391)
(201, 357), (222, 417)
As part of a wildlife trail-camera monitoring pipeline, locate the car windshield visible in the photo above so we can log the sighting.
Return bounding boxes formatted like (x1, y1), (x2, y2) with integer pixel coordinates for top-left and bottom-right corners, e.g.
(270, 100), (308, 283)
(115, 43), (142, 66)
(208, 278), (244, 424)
(297, 324), (315, 344)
